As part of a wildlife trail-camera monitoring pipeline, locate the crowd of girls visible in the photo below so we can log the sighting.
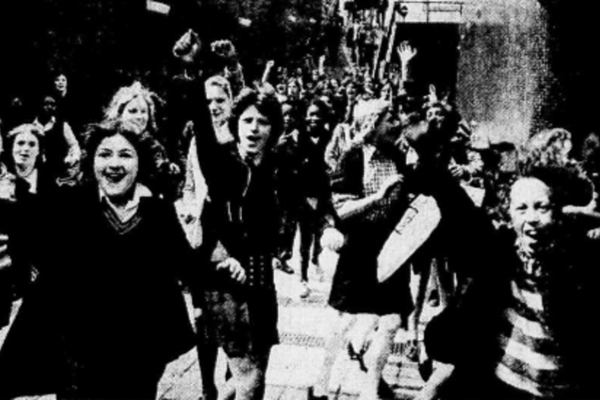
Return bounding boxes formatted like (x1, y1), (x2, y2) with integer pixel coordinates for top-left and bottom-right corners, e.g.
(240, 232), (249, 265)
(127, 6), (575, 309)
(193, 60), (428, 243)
(0, 26), (599, 400)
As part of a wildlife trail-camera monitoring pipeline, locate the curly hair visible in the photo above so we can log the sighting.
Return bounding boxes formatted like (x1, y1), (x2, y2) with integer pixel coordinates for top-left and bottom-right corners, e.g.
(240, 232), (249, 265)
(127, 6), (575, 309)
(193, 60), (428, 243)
(79, 121), (157, 188)
(104, 81), (162, 135)
(229, 87), (283, 151)
(514, 145), (593, 208)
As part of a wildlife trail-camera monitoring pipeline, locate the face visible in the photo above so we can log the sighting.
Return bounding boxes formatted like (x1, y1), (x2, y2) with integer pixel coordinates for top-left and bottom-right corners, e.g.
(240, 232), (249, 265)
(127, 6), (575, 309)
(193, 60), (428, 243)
(509, 178), (555, 252)
(426, 106), (445, 124)
(206, 84), (232, 126)
(42, 97), (57, 118)
(13, 131), (40, 170)
(381, 85), (392, 100)
(288, 82), (299, 97)
(54, 74), (67, 93)
(121, 97), (149, 134)
(238, 105), (272, 158)
(276, 83), (287, 95)
(282, 104), (294, 132)
(94, 134), (139, 203)
(346, 84), (357, 102)
(306, 104), (324, 133)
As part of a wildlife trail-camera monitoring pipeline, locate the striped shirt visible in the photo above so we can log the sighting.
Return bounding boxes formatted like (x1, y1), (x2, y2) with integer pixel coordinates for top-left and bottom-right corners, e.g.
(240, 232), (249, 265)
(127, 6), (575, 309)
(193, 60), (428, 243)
(495, 276), (572, 398)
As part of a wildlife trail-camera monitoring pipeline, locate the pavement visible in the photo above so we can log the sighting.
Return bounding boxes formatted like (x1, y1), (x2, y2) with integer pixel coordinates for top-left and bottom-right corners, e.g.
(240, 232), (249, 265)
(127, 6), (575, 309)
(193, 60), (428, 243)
(0, 249), (437, 400)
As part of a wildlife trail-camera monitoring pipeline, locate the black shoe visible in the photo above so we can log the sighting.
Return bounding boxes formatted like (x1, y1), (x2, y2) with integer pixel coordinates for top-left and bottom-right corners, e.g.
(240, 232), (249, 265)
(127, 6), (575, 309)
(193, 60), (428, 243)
(378, 379), (396, 400)
(307, 386), (328, 400)
(274, 258), (295, 274)
(418, 357), (434, 381)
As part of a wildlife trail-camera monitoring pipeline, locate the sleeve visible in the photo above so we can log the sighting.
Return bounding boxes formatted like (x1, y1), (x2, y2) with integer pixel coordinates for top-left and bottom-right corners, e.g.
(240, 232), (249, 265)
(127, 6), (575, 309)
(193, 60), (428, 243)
(63, 122), (82, 159)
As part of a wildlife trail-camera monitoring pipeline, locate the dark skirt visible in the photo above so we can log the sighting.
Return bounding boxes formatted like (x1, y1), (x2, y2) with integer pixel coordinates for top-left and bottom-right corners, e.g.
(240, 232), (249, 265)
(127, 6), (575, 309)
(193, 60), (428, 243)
(329, 223), (413, 318)
(201, 256), (279, 359)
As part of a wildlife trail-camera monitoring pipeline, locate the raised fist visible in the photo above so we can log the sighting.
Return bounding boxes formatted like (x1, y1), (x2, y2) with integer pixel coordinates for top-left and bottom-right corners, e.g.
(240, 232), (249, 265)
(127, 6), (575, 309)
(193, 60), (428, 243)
(173, 29), (201, 64)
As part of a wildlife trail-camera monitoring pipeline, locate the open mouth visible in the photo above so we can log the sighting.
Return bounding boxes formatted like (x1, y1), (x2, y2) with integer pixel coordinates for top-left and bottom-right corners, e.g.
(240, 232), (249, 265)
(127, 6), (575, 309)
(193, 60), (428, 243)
(104, 171), (126, 184)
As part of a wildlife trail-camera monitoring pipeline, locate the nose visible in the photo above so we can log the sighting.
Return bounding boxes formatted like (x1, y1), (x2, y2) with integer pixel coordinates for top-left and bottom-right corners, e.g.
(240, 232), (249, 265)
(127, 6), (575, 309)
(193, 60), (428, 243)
(523, 208), (540, 225)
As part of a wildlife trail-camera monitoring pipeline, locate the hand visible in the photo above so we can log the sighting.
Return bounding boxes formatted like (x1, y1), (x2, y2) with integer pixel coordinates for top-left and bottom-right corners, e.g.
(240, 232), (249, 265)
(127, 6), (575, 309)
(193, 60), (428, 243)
(217, 257), (246, 284)
(266, 60), (275, 70)
(449, 164), (465, 179)
(320, 227), (345, 252)
(64, 153), (80, 167)
(426, 84), (439, 105)
(0, 234), (11, 271)
(173, 29), (201, 64)
(588, 228), (600, 240)
(169, 162), (181, 176)
(397, 41), (417, 64)
(211, 40), (238, 64)
(375, 174), (403, 201)
(351, 114), (378, 147)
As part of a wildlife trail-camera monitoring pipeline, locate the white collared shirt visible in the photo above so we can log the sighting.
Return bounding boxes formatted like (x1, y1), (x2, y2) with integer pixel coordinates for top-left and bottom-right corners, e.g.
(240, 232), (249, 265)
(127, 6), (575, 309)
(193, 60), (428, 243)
(23, 169), (39, 194)
(99, 184), (152, 223)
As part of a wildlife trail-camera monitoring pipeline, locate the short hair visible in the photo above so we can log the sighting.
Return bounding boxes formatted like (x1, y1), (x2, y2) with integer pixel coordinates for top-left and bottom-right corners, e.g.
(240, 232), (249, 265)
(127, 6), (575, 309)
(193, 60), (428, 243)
(205, 75), (233, 102)
(104, 81), (161, 135)
(229, 87), (283, 150)
(4, 124), (46, 172)
(79, 120), (156, 187)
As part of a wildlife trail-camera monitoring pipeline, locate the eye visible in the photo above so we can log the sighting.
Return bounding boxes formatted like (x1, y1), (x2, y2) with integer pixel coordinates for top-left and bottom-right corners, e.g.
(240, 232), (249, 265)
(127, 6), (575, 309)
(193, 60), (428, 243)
(119, 150), (135, 159)
(96, 149), (112, 158)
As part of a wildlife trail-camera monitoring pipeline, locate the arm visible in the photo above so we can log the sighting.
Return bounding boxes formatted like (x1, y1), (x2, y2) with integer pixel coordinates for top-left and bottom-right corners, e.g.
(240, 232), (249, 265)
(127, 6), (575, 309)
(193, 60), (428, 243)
(335, 174), (403, 220)
(63, 122), (82, 164)
(261, 60), (275, 85)
(397, 41), (417, 84)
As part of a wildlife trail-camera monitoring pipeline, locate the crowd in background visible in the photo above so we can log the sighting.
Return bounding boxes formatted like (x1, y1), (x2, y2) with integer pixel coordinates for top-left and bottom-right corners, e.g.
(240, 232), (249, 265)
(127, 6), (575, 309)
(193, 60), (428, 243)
(0, 20), (600, 400)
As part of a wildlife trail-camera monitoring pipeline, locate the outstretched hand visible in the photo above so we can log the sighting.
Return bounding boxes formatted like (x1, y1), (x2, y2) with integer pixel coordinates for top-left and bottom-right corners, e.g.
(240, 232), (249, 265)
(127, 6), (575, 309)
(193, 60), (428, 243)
(397, 41), (417, 64)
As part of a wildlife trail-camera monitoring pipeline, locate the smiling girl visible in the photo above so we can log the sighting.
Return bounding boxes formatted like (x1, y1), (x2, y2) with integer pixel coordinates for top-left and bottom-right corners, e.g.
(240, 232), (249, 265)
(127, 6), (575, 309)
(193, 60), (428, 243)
(0, 121), (196, 399)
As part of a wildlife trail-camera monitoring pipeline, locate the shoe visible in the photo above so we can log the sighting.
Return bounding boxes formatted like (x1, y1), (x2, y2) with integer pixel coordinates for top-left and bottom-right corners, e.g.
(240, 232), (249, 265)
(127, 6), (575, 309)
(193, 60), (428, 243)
(299, 281), (311, 298)
(418, 357), (434, 381)
(378, 379), (396, 400)
(307, 386), (328, 400)
(273, 258), (294, 274)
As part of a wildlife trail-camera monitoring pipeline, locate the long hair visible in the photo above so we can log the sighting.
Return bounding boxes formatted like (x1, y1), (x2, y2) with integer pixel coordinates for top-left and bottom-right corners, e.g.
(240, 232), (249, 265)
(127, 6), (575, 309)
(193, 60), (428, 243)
(104, 81), (162, 135)
(4, 124), (46, 173)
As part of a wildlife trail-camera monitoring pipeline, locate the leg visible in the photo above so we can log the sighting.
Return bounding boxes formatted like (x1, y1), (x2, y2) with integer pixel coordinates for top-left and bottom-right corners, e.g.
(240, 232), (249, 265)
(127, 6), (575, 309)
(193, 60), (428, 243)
(298, 217), (312, 283)
(312, 312), (356, 398)
(227, 354), (267, 400)
(362, 314), (401, 400)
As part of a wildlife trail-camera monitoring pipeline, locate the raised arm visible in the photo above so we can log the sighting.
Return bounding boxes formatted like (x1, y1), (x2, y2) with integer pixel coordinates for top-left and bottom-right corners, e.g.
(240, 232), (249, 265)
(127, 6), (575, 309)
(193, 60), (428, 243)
(397, 41), (417, 83)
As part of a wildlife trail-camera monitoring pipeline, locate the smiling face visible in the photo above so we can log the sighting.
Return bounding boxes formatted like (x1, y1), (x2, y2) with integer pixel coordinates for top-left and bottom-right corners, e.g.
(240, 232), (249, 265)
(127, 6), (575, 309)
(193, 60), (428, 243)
(282, 103), (294, 133)
(306, 104), (324, 135)
(94, 134), (139, 204)
(510, 178), (556, 252)
(206, 84), (232, 127)
(54, 74), (67, 95)
(13, 131), (40, 171)
(238, 105), (272, 159)
(121, 97), (149, 134)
